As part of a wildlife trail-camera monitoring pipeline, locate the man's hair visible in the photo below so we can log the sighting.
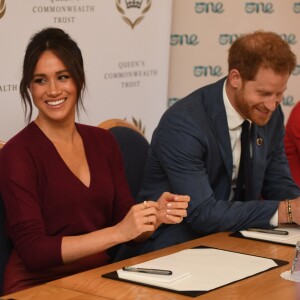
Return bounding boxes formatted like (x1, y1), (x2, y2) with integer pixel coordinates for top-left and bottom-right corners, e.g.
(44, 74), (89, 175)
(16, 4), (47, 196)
(228, 31), (297, 81)
(19, 27), (86, 123)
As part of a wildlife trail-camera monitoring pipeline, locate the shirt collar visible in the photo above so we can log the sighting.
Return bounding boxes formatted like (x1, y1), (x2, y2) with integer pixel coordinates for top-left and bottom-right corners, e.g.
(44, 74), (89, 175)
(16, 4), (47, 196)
(223, 79), (245, 130)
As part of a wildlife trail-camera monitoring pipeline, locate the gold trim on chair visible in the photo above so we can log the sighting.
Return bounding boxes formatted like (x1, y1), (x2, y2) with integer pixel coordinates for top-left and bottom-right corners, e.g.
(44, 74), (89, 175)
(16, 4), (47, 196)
(0, 140), (5, 149)
(98, 119), (144, 136)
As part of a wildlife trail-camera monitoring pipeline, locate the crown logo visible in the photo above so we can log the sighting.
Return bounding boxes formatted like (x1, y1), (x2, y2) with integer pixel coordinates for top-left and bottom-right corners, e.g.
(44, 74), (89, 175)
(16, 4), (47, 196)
(125, 0), (143, 9)
(116, 0), (151, 29)
(0, 0), (6, 19)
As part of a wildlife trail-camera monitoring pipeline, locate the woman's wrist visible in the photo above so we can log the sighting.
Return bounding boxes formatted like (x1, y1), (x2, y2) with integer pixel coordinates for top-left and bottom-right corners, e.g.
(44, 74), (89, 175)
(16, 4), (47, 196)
(109, 224), (129, 244)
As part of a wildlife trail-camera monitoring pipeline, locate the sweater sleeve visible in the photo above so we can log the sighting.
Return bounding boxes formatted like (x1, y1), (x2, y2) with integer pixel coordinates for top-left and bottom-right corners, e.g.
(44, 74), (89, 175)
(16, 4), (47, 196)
(0, 142), (63, 272)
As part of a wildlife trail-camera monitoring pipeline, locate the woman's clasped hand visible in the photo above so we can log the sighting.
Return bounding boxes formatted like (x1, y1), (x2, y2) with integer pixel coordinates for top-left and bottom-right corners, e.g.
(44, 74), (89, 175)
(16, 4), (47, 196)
(115, 192), (190, 242)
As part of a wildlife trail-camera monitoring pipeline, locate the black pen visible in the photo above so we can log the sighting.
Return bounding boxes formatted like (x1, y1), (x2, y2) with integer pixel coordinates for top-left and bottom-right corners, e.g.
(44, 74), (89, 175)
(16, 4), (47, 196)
(246, 228), (289, 235)
(123, 267), (172, 275)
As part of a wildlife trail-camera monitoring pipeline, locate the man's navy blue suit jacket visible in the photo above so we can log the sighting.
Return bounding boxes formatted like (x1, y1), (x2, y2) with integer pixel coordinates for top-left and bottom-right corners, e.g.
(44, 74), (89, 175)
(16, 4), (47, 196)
(117, 77), (300, 258)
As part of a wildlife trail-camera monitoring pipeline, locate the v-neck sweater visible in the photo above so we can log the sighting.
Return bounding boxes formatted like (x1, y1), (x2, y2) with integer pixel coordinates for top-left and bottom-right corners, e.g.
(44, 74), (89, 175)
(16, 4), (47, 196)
(0, 122), (134, 293)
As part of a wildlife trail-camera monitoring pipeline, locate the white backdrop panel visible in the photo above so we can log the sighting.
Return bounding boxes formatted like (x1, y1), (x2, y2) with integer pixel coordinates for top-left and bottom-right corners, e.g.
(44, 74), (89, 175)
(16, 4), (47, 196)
(169, 0), (300, 121)
(0, 0), (172, 141)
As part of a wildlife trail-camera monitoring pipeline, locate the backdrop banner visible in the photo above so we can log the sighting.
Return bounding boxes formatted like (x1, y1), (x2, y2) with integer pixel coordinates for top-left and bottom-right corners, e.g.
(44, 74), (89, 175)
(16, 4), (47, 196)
(169, 0), (300, 120)
(0, 0), (172, 141)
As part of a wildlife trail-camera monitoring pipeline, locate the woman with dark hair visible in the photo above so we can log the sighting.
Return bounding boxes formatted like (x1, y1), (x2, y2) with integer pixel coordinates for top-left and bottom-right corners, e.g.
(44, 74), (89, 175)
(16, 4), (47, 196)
(0, 27), (189, 294)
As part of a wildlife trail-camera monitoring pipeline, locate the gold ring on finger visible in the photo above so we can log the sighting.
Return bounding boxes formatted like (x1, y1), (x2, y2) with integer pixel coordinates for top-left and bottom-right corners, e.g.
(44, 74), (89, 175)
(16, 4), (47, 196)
(143, 201), (148, 208)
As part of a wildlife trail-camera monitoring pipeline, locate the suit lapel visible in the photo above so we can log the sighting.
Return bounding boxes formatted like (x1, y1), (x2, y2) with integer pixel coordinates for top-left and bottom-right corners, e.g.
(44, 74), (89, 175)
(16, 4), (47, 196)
(207, 78), (233, 179)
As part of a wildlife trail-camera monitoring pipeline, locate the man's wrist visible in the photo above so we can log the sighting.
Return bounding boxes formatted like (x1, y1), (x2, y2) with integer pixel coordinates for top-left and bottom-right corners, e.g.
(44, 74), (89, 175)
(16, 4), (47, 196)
(286, 199), (293, 223)
(278, 200), (288, 224)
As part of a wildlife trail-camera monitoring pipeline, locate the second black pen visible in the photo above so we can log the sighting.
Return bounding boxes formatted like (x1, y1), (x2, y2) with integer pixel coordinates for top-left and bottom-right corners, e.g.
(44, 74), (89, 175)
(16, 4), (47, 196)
(246, 228), (289, 235)
(123, 267), (173, 275)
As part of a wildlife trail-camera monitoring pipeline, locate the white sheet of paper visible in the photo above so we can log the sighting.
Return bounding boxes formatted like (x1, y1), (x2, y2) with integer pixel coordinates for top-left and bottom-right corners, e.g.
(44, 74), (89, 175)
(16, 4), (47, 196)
(240, 224), (300, 245)
(117, 248), (277, 291)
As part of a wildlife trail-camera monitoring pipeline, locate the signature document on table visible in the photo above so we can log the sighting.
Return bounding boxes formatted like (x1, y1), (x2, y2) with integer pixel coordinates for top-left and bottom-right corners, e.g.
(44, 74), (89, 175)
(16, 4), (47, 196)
(239, 224), (300, 246)
(103, 246), (287, 297)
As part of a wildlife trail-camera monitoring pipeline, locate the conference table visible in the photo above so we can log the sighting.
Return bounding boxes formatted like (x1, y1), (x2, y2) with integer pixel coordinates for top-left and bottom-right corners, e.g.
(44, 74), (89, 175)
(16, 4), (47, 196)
(3, 232), (299, 300)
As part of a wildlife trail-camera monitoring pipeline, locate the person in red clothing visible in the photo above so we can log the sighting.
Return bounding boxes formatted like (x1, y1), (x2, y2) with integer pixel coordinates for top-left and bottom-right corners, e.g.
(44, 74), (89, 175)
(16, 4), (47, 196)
(0, 27), (190, 294)
(285, 101), (300, 187)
